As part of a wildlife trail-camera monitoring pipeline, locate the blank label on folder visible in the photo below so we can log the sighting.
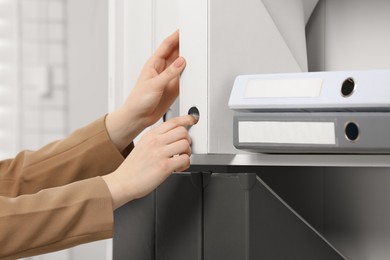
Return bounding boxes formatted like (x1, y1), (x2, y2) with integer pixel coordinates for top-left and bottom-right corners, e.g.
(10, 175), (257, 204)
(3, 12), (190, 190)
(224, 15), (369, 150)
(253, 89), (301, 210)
(239, 121), (336, 145)
(244, 78), (323, 98)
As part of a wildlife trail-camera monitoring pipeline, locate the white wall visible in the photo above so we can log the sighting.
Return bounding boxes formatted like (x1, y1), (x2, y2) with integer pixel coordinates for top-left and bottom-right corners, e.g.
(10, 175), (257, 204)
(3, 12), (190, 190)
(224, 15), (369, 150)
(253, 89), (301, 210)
(306, 1), (390, 259)
(26, 0), (110, 259)
(68, 0), (108, 132)
(18, 0), (110, 259)
(67, 0), (110, 259)
(0, 0), (19, 160)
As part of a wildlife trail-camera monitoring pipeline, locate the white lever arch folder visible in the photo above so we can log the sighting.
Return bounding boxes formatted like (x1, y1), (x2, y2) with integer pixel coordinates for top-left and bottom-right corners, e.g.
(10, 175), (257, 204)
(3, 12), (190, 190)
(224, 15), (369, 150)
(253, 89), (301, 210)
(229, 70), (390, 112)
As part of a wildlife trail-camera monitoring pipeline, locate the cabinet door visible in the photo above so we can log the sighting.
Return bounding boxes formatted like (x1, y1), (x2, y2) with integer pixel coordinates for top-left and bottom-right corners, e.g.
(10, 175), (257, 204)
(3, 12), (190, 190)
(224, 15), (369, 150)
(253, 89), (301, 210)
(203, 173), (345, 260)
(113, 173), (203, 260)
(156, 173), (203, 260)
(108, 0), (179, 114)
(114, 193), (156, 260)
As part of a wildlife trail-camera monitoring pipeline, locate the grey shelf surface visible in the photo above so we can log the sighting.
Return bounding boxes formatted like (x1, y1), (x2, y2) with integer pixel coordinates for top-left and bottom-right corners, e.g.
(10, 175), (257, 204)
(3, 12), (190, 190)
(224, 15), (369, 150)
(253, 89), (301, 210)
(190, 153), (390, 168)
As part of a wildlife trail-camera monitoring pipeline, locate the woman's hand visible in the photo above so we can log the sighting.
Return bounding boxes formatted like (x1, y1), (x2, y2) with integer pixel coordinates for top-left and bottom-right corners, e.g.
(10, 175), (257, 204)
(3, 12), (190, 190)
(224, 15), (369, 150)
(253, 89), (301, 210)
(106, 30), (185, 152)
(103, 115), (197, 209)
(126, 30), (184, 127)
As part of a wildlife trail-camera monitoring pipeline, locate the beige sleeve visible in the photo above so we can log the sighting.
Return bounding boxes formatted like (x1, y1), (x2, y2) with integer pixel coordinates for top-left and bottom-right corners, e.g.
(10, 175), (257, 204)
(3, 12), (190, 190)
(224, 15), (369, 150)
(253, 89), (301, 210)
(0, 115), (134, 259)
(0, 115), (132, 197)
(0, 177), (113, 259)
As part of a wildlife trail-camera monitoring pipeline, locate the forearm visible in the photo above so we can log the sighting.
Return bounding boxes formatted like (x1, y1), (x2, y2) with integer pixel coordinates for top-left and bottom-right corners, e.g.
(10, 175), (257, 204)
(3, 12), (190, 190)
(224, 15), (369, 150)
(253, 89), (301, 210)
(0, 116), (127, 196)
(0, 177), (113, 260)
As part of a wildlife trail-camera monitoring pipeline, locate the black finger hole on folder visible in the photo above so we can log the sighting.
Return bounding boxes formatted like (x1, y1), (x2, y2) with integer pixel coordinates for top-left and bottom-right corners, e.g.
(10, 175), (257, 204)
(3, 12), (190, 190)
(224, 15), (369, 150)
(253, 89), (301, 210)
(345, 122), (359, 142)
(188, 106), (200, 121)
(341, 77), (355, 97)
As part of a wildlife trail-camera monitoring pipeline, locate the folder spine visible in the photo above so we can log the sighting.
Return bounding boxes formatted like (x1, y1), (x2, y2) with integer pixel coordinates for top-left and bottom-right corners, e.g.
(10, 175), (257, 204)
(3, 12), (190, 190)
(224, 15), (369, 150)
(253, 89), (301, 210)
(229, 70), (390, 112)
(234, 113), (390, 154)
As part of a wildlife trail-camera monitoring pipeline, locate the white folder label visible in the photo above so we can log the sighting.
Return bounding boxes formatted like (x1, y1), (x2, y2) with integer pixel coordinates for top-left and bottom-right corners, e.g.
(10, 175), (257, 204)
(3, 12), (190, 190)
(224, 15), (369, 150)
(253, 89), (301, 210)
(239, 121), (336, 145)
(245, 78), (323, 98)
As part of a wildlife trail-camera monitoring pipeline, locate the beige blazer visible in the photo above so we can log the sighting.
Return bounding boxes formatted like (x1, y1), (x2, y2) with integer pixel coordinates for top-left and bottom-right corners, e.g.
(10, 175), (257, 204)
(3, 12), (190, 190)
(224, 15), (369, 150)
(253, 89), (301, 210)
(0, 116), (132, 259)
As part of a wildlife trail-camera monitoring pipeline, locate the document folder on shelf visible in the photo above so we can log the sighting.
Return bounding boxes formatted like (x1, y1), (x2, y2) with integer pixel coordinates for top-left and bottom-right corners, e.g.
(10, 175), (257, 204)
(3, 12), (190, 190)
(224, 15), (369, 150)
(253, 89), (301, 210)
(229, 70), (390, 112)
(229, 70), (390, 153)
(234, 112), (390, 154)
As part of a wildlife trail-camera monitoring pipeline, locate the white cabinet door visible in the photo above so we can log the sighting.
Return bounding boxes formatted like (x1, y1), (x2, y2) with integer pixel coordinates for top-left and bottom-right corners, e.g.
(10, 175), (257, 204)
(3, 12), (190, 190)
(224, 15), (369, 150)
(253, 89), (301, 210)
(108, 0), (179, 112)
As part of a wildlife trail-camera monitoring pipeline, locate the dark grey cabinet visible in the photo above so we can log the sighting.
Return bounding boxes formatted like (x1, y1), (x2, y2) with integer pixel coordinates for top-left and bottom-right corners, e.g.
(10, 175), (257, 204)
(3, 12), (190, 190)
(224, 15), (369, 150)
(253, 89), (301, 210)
(114, 172), (345, 259)
(155, 173), (202, 260)
(114, 173), (203, 260)
(113, 192), (155, 260)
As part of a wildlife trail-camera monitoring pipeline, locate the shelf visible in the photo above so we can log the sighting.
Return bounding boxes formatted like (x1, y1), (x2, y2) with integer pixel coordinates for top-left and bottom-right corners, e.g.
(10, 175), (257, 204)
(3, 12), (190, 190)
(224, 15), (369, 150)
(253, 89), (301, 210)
(190, 153), (390, 168)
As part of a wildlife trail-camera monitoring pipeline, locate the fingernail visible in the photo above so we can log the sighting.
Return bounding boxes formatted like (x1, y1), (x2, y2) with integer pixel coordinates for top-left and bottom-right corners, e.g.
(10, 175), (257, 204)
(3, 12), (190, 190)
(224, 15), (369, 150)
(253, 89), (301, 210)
(174, 57), (185, 68)
(188, 107), (200, 124)
(191, 114), (199, 123)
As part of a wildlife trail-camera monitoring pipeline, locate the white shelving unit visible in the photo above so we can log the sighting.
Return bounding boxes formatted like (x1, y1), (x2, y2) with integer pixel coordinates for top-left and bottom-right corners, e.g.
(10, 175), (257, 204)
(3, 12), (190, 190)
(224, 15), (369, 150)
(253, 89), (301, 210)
(109, 1), (390, 259)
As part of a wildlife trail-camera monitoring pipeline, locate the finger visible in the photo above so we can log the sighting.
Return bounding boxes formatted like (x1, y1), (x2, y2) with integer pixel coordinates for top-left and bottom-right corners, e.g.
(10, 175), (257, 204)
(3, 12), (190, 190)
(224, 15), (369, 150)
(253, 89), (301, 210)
(162, 126), (192, 145)
(162, 139), (192, 157)
(153, 30), (179, 60)
(166, 47), (180, 66)
(153, 77), (180, 112)
(151, 56), (186, 87)
(137, 31), (180, 81)
(154, 115), (198, 134)
(151, 45), (179, 75)
(169, 154), (191, 173)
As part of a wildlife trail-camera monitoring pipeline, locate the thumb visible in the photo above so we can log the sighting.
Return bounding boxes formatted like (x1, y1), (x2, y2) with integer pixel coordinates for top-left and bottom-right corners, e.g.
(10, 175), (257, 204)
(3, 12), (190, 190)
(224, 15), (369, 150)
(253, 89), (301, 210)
(153, 57), (186, 87)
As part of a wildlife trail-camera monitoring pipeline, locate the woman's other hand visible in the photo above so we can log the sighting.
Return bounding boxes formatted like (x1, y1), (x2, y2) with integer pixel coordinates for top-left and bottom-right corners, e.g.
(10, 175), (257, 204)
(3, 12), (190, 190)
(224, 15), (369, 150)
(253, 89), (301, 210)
(103, 115), (197, 209)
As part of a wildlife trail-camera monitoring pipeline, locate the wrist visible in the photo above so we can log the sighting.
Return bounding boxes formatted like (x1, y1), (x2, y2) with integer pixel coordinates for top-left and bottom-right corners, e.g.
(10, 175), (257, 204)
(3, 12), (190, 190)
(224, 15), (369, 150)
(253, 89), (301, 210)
(105, 107), (144, 152)
(102, 171), (135, 210)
